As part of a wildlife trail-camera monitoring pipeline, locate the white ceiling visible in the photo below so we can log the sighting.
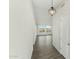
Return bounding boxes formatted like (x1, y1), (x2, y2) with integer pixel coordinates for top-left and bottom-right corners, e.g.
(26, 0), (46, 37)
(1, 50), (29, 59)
(32, 0), (52, 8)
(32, 0), (64, 8)
(32, 0), (67, 25)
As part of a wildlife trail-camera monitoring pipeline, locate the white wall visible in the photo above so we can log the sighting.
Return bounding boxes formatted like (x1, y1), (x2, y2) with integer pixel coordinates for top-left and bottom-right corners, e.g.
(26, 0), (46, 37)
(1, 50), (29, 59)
(52, 0), (70, 59)
(9, 0), (36, 59)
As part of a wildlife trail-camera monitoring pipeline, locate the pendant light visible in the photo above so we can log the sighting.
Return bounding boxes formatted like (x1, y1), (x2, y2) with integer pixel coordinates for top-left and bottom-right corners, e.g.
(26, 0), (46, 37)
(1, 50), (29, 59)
(48, 0), (56, 16)
(48, 7), (56, 16)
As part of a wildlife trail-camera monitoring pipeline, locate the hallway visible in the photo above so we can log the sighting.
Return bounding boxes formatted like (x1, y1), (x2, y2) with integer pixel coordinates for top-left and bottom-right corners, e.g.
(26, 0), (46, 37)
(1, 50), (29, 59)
(31, 35), (65, 59)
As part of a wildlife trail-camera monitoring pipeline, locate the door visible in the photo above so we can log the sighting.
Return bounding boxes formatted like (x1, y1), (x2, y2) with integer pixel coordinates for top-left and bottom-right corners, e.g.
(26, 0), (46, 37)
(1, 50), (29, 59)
(52, 0), (70, 59)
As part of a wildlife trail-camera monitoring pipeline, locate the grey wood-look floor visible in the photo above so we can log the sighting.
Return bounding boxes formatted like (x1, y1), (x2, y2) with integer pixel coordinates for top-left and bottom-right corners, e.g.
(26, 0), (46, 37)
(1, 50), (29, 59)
(31, 36), (65, 59)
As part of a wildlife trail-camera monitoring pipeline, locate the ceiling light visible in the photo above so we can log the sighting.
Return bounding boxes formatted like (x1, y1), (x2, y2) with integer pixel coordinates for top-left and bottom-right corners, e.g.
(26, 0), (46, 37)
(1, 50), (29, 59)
(48, 7), (56, 16)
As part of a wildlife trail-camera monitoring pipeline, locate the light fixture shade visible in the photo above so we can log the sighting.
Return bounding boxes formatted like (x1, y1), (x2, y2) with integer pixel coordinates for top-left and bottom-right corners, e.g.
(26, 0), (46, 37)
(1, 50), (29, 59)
(48, 7), (56, 16)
